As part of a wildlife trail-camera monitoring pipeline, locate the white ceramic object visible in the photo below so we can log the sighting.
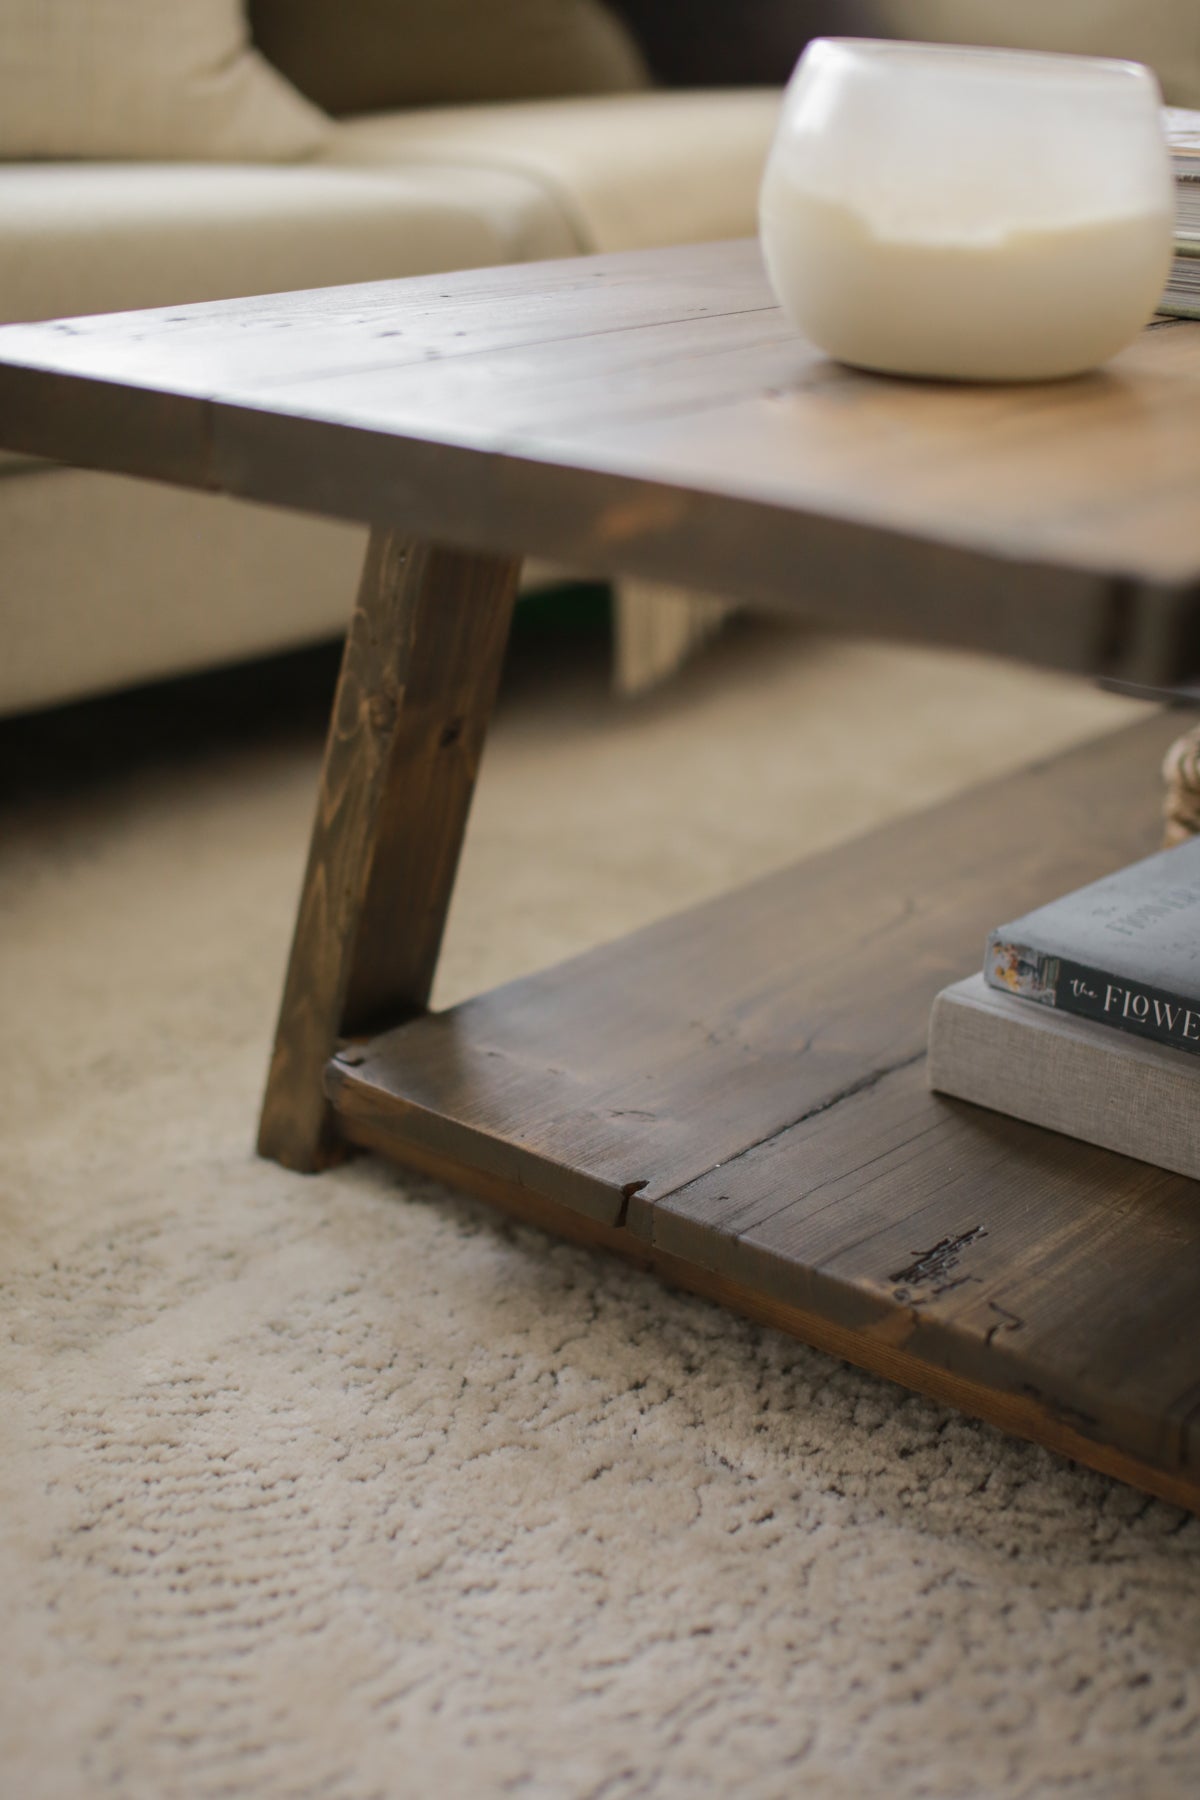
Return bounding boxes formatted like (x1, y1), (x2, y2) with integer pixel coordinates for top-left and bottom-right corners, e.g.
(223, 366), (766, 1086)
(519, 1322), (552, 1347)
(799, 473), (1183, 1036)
(759, 38), (1175, 381)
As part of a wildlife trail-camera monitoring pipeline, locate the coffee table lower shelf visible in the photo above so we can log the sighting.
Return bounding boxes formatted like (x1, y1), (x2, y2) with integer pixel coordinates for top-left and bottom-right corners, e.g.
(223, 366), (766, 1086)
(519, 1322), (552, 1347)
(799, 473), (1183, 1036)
(327, 715), (1200, 1513)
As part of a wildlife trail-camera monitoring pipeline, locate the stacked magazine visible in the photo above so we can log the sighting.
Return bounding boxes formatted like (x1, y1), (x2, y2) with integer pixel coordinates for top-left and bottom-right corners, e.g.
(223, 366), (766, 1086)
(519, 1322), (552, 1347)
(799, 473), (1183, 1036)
(928, 834), (1200, 1178)
(1162, 106), (1200, 321)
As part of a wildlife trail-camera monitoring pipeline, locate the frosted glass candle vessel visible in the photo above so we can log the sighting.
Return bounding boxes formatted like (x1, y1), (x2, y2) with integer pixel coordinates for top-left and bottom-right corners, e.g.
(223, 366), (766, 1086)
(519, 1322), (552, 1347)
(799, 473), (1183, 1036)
(759, 39), (1175, 381)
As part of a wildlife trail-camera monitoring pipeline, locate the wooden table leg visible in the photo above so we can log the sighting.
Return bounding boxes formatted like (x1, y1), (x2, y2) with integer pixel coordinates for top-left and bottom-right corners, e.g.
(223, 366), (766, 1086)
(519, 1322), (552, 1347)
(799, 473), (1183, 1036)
(258, 529), (521, 1172)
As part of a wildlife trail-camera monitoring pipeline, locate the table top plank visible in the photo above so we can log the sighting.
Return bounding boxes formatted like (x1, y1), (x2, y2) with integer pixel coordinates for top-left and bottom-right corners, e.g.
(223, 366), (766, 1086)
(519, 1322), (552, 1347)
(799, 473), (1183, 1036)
(217, 302), (1200, 585)
(3, 240), (1199, 679)
(0, 240), (768, 398)
(210, 397), (1131, 676)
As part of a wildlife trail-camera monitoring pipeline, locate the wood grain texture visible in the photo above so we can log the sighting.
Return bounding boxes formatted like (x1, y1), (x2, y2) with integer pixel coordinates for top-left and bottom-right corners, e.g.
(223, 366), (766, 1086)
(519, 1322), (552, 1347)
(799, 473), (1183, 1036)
(324, 714), (1181, 1222)
(258, 530), (519, 1172)
(2, 242), (1199, 680)
(327, 712), (1200, 1503)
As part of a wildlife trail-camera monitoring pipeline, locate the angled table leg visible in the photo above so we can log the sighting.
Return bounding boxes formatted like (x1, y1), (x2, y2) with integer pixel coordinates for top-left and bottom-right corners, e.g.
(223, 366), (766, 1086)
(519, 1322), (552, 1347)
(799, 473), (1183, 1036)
(258, 529), (521, 1172)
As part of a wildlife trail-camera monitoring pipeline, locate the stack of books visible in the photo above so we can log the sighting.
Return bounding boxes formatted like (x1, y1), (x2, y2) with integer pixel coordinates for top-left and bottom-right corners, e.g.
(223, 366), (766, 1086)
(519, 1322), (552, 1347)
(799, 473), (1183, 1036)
(1163, 106), (1200, 321)
(928, 835), (1200, 1179)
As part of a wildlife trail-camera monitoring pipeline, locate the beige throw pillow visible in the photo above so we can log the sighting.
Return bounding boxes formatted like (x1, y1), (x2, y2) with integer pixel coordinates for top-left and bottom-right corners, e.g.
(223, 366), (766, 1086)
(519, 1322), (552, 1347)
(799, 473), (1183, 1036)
(0, 0), (329, 161)
(250, 0), (648, 118)
(867, 2), (1200, 107)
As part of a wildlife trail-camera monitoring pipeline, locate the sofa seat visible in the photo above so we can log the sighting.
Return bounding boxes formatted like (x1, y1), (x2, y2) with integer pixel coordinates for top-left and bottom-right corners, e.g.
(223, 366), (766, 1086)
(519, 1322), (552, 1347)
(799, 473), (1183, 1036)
(328, 89), (780, 253)
(0, 87), (782, 332)
(0, 161), (578, 328)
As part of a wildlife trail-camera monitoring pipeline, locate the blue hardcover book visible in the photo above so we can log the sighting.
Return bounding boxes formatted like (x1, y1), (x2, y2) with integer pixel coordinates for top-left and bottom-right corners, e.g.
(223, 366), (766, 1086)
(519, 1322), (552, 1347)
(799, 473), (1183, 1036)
(985, 834), (1200, 1057)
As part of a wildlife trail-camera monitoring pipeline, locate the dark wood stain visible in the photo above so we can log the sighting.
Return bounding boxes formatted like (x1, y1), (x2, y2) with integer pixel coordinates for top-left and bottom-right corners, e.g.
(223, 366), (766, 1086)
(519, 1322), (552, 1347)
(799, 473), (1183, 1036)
(2, 241), (1200, 682)
(257, 530), (518, 1171)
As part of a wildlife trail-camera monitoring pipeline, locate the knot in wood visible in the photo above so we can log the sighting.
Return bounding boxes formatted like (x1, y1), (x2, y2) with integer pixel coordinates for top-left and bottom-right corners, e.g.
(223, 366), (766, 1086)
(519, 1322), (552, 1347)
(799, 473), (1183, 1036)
(368, 684), (400, 735)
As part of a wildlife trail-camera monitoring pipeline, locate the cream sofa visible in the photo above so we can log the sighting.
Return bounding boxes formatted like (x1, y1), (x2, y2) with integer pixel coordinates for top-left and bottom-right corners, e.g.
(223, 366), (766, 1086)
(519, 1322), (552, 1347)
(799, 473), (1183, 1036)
(1, 6), (782, 715)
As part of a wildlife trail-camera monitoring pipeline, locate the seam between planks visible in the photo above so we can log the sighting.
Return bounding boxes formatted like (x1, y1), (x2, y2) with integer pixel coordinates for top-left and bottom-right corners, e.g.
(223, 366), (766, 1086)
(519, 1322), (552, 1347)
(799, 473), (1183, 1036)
(637, 1047), (928, 1215)
(240, 302), (786, 396)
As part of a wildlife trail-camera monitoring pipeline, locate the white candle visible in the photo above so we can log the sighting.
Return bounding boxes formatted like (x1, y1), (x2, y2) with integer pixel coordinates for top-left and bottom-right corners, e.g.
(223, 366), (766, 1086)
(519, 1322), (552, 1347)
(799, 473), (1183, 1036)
(759, 39), (1175, 381)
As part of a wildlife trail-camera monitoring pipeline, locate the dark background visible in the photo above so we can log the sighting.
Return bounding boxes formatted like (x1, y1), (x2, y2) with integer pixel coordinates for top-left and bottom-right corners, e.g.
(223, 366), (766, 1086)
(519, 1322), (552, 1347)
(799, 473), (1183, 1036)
(609, 1), (874, 85)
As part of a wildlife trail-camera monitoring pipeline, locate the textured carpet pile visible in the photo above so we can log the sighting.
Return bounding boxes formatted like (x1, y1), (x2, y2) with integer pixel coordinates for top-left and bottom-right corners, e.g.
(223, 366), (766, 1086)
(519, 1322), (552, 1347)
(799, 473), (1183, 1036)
(5, 621), (1200, 1800)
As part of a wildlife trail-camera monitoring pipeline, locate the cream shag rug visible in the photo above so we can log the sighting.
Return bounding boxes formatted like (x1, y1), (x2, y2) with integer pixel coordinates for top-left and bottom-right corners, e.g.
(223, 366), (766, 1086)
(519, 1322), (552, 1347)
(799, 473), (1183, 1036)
(5, 621), (1199, 1800)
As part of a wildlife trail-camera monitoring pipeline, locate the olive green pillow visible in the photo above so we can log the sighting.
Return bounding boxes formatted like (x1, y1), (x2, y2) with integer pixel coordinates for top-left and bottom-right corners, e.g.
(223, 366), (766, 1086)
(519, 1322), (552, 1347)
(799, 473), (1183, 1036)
(250, 0), (649, 117)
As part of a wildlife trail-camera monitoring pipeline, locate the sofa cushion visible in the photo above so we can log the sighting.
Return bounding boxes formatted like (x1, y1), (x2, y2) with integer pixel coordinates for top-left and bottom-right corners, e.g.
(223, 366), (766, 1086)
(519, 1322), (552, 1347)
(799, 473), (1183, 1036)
(0, 465), (371, 715)
(867, 2), (1200, 107)
(0, 163), (578, 325)
(0, 0), (328, 162)
(250, 0), (647, 117)
(326, 90), (782, 253)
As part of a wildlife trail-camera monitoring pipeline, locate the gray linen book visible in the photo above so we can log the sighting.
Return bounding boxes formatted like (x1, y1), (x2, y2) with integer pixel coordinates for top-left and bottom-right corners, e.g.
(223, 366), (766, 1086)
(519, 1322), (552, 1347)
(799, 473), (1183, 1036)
(929, 973), (1200, 1180)
(986, 833), (1200, 1056)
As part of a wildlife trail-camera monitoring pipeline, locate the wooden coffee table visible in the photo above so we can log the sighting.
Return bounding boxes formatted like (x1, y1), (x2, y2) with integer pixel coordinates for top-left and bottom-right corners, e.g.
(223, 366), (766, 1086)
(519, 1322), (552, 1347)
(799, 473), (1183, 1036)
(6, 240), (1200, 1508)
